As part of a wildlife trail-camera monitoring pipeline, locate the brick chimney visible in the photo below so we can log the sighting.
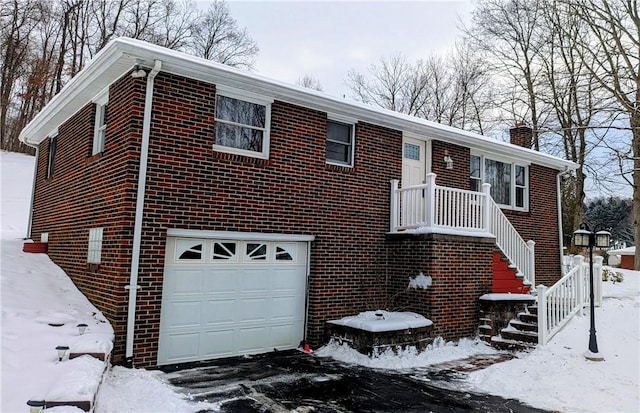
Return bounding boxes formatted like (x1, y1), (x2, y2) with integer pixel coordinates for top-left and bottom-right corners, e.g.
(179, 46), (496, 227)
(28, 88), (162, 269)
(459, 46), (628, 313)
(510, 122), (533, 149)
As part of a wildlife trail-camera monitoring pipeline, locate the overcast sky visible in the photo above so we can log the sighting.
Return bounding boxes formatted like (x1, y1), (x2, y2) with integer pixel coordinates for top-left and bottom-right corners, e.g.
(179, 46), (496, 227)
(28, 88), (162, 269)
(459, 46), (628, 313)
(224, 1), (473, 98)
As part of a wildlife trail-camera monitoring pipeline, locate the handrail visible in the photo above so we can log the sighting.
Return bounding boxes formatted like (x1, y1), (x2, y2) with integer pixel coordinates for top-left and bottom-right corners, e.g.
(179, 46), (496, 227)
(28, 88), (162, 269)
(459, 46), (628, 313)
(390, 173), (535, 285)
(537, 255), (603, 345)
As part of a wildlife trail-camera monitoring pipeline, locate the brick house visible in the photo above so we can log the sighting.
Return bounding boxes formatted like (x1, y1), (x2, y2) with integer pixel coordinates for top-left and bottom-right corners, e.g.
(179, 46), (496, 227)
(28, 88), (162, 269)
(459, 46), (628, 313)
(19, 38), (575, 368)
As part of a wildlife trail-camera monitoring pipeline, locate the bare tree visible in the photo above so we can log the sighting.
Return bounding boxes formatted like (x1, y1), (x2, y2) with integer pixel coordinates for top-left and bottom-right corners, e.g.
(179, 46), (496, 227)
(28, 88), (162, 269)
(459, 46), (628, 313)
(464, 0), (549, 149)
(346, 50), (493, 134)
(559, 0), (639, 269)
(188, 0), (258, 69)
(1, 0), (259, 153)
(296, 75), (323, 91)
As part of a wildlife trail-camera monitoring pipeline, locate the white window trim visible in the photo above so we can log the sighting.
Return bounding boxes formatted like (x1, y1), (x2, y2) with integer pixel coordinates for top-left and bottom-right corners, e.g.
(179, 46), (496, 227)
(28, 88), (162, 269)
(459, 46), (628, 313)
(92, 91), (109, 155)
(88, 227), (104, 264)
(213, 87), (273, 160)
(471, 152), (529, 212)
(326, 115), (356, 167)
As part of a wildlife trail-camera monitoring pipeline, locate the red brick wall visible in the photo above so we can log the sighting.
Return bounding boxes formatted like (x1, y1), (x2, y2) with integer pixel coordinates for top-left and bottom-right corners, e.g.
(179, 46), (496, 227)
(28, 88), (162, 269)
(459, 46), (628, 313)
(503, 164), (562, 287)
(431, 140), (470, 189)
(129, 72), (403, 366)
(30, 74), (145, 363)
(385, 233), (494, 340)
(30, 68), (562, 367)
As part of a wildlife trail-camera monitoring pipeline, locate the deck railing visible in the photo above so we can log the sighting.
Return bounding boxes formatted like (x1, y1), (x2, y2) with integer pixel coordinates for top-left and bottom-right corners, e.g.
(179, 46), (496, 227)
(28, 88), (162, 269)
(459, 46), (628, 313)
(390, 173), (535, 286)
(537, 255), (603, 345)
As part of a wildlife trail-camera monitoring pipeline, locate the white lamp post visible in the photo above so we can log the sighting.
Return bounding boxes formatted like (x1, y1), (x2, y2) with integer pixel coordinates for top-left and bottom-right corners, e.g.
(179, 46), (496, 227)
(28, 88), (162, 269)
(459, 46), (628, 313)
(573, 224), (610, 361)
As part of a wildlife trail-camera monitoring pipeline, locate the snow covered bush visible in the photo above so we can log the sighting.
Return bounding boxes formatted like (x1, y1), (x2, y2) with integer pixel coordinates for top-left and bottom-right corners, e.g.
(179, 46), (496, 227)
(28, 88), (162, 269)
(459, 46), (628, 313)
(602, 268), (624, 283)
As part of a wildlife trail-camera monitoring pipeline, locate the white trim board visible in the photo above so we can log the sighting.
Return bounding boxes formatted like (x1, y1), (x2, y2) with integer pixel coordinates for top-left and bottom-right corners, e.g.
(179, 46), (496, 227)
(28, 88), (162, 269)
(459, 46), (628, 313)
(166, 229), (316, 242)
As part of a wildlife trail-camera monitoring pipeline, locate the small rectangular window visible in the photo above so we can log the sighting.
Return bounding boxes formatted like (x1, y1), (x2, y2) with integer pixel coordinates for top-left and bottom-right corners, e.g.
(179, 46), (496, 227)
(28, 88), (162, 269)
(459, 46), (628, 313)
(92, 91), (109, 155)
(47, 135), (57, 178)
(515, 165), (527, 208)
(326, 120), (354, 166)
(88, 227), (104, 264)
(93, 103), (107, 155)
(214, 90), (271, 158)
(470, 155), (481, 192)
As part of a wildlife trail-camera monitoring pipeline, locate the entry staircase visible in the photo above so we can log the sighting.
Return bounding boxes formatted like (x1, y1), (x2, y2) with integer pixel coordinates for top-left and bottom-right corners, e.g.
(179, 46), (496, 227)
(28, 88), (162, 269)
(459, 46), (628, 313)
(480, 255), (604, 349)
(389, 174), (604, 348)
(390, 173), (536, 290)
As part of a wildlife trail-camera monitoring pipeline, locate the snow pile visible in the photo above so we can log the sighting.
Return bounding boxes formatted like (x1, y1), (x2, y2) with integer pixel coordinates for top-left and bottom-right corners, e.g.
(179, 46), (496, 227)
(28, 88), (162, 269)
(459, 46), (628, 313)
(95, 367), (222, 412)
(1, 152), (114, 412)
(316, 337), (497, 370)
(327, 310), (432, 332)
(466, 268), (640, 413)
(408, 272), (432, 289)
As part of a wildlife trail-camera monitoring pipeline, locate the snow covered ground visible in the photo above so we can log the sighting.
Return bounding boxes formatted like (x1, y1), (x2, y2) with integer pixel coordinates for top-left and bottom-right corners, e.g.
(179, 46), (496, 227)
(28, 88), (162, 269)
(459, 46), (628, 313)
(2, 150), (638, 413)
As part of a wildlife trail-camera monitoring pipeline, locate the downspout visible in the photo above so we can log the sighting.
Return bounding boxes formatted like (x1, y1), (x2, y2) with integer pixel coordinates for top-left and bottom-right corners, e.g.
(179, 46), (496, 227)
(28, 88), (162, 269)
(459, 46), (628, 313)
(557, 168), (568, 275)
(125, 59), (162, 367)
(26, 146), (39, 239)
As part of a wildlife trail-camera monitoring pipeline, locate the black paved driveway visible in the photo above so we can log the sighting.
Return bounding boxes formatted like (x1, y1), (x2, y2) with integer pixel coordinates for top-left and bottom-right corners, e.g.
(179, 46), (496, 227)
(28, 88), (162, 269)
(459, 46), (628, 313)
(159, 350), (548, 413)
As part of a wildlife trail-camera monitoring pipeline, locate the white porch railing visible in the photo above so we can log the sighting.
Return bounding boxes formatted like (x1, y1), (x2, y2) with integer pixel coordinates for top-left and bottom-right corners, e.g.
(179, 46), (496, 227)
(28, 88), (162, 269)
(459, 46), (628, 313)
(537, 255), (604, 345)
(390, 173), (535, 286)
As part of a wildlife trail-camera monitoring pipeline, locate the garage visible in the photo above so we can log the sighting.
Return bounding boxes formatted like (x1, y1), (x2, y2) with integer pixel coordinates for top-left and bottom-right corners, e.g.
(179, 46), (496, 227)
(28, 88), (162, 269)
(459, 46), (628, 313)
(158, 231), (312, 365)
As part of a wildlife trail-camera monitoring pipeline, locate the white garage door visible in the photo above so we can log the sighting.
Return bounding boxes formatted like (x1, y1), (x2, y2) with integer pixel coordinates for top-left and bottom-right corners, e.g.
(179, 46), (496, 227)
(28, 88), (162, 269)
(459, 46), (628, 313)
(158, 236), (309, 365)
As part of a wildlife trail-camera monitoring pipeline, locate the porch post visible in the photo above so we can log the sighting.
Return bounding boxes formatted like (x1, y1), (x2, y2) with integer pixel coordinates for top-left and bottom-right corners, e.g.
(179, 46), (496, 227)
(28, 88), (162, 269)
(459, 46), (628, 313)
(527, 239), (536, 288)
(537, 284), (547, 345)
(425, 173), (436, 228)
(390, 180), (399, 232)
(482, 183), (492, 233)
(593, 256), (604, 307)
(574, 255), (585, 315)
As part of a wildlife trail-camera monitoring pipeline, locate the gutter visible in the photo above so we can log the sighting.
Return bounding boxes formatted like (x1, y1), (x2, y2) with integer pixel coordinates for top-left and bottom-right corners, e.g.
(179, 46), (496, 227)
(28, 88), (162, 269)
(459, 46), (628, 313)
(124, 59), (162, 367)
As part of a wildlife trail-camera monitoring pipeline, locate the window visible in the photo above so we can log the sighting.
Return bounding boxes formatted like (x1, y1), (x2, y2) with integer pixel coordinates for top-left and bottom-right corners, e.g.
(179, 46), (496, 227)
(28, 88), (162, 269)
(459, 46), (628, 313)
(47, 134), (57, 178)
(213, 242), (237, 260)
(404, 143), (421, 161)
(470, 154), (528, 210)
(245, 243), (267, 261)
(176, 239), (204, 261)
(214, 88), (271, 158)
(275, 243), (297, 261)
(92, 92), (108, 155)
(326, 119), (355, 166)
(88, 227), (104, 264)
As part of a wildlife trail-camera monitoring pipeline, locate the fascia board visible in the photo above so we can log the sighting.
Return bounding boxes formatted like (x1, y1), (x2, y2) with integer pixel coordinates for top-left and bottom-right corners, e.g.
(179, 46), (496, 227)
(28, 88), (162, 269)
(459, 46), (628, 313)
(19, 47), (137, 145)
(20, 37), (578, 172)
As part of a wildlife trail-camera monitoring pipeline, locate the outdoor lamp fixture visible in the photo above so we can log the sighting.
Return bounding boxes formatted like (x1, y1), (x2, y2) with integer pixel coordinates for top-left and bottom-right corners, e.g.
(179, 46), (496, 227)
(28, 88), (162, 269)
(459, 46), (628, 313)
(55, 345), (69, 362)
(26, 400), (45, 413)
(443, 150), (454, 170)
(77, 323), (88, 335)
(573, 223), (611, 361)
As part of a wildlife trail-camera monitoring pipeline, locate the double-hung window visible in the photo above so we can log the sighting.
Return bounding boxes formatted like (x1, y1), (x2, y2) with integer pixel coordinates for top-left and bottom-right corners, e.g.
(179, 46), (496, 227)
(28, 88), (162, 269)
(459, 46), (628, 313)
(92, 91), (108, 155)
(214, 87), (272, 159)
(470, 154), (529, 210)
(326, 117), (355, 166)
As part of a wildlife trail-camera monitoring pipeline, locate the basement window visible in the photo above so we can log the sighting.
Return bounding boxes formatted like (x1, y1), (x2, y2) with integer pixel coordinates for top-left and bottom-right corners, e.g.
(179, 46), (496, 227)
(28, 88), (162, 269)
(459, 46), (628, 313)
(87, 227), (104, 264)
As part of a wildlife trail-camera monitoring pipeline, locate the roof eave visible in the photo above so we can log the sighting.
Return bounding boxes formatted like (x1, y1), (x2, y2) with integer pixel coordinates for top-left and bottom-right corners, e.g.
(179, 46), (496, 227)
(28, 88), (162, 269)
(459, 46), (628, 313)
(18, 37), (577, 172)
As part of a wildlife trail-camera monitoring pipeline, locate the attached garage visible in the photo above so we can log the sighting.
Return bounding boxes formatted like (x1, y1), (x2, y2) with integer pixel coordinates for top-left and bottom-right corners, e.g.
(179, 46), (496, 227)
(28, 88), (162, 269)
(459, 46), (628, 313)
(158, 231), (314, 365)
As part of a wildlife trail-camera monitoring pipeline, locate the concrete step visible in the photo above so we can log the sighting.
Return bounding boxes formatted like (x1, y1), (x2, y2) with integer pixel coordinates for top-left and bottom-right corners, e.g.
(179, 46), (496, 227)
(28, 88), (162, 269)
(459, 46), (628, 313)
(528, 305), (538, 315)
(509, 319), (537, 332)
(518, 312), (538, 324)
(501, 328), (538, 344)
(490, 336), (537, 352)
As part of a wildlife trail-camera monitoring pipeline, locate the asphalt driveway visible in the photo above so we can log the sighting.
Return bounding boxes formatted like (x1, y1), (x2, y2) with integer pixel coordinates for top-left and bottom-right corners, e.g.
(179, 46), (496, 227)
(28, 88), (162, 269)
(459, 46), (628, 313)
(159, 350), (548, 413)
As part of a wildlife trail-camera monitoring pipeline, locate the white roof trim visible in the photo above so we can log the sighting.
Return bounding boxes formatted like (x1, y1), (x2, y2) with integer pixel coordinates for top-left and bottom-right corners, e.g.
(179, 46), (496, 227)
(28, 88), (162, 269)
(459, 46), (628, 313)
(166, 229), (316, 242)
(19, 37), (577, 171)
